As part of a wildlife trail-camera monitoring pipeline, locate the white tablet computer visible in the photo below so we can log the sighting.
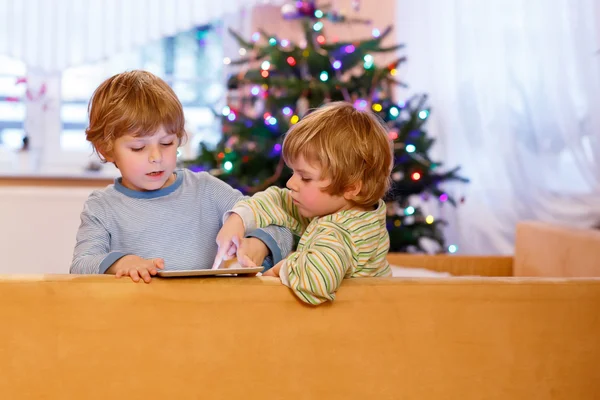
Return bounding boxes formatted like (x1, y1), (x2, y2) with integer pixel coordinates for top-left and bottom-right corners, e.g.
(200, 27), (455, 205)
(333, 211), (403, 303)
(156, 266), (263, 278)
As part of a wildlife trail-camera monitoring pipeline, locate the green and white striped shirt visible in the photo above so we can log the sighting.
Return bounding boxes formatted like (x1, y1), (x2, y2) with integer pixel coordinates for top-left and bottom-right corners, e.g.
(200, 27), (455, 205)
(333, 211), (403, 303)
(233, 187), (391, 305)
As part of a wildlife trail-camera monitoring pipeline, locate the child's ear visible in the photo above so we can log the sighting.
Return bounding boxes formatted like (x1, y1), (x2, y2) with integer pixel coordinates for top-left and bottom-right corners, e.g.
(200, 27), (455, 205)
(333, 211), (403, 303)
(343, 181), (362, 200)
(97, 147), (115, 164)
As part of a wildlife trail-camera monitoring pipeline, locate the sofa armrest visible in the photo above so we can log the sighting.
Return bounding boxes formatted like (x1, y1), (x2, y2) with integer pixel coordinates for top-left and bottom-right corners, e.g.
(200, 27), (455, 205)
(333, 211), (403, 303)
(515, 221), (600, 277)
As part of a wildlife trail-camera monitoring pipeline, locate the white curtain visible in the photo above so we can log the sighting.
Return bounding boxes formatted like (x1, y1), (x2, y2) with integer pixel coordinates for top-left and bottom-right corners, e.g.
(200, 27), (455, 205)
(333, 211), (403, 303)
(0, 0), (279, 72)
(396, 0), (600, 254)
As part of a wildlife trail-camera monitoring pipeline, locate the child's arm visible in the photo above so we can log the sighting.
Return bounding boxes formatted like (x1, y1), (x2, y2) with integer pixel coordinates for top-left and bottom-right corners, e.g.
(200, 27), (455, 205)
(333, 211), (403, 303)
(213, 186), (310, 268)
(205, 174), (294, 267)
(70, 200), (164, 282)
(232, 186), (312, 236)
(276, 223), (354, 306)
(70, 201), (127, 274)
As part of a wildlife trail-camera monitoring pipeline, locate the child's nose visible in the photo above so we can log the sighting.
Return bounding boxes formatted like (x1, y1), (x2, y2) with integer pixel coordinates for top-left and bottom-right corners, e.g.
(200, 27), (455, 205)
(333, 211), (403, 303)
(286, 176), (297, 191)
(149, 147), (162, 163)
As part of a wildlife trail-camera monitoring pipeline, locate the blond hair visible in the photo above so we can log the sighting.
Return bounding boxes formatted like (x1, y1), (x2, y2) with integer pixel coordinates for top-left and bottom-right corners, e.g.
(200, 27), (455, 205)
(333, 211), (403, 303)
(283, 101), (393, 207)
(86, 70), (186, 161)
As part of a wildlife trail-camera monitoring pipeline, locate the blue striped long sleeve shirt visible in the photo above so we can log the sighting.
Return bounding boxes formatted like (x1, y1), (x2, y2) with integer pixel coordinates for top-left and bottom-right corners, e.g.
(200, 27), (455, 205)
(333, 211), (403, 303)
(70, 169), (293, 274)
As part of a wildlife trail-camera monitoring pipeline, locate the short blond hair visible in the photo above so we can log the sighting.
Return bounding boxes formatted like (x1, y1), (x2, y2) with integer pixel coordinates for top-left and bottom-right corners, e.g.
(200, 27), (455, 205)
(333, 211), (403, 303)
(283, 101), (393, 207)
(86, 70), (186, 161)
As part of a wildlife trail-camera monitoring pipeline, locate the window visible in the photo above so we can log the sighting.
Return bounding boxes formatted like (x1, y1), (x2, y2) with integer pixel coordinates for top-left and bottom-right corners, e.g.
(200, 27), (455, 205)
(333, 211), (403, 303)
(60, 24), (224, 162)
(0, 56), (26, 151)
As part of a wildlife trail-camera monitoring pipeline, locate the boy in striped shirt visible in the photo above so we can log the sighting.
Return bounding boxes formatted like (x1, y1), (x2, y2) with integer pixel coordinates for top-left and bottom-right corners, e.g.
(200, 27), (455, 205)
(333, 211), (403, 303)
(214, 102), (393, 305)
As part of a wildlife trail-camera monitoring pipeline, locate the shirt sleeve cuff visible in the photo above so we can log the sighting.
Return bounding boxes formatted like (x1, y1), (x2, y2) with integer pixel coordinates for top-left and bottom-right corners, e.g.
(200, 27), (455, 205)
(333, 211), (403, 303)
(98, 252), (129, 274)
(246, 229), (282, 265)
(279, 260), (290, 287)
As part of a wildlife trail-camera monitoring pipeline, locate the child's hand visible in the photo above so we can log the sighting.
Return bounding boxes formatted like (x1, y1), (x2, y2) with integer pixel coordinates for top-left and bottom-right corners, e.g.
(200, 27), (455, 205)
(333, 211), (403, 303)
(236, 237), (269, 267)
(106, 255), (164, 283)
(262, 260), (284, 277)
(213, 213), (246, 269)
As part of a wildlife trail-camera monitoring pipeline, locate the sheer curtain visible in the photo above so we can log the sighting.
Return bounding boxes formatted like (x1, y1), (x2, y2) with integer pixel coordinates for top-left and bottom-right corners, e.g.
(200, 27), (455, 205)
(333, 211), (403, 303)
(396, 0), (600, 254)
(0, 0), (281, 73)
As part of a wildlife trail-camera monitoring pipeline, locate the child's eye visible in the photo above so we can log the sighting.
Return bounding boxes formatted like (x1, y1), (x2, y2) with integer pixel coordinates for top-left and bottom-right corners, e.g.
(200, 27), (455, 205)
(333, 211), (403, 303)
(161, 142), (174, 147)
(131, 147), (144, 152)
(301, 177), (312, 182)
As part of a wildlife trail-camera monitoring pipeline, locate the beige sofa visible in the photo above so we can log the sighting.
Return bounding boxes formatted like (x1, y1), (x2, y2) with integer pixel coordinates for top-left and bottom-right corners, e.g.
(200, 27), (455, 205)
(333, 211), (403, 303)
(388, 221), (600, 278)
(1, 221), (599, 399)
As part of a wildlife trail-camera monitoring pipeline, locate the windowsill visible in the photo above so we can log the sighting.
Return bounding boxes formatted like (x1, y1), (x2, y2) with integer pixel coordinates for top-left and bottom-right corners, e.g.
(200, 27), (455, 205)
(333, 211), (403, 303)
(0, 147), (120, 186)
(0, 170), (118, 179)
(0, 174), (115, 187)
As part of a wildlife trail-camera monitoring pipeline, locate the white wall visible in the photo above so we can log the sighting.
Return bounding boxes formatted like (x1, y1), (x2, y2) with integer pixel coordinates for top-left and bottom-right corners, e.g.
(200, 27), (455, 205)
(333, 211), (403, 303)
(251, 0), (398, 66)
(0, 186), (96, 274)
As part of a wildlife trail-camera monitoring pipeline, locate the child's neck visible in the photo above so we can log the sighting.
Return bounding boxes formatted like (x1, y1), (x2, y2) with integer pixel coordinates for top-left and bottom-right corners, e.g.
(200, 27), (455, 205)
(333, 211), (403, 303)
(349, 204), (377, 212)
(334, 202), (375, 214)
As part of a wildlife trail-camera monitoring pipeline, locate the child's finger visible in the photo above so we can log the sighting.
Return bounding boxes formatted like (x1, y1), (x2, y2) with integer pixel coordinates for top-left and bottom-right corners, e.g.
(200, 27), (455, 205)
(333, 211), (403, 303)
(221, 236), (240, 261)
(212, 246), (228, 270)
(148, 258), (163, 274)
(116, 269), (130, 279)
(226, 244), (237, 258)
(139, 268), (152, 283)
(231, 235), (241, 252)
(262, 268), (275, 277)
(129, 269), (141, 282)
(153, 258), (165, 270)
(239, 255), (257, 267)
(146, 264), (157, 275)
(223, 243), (238, 261)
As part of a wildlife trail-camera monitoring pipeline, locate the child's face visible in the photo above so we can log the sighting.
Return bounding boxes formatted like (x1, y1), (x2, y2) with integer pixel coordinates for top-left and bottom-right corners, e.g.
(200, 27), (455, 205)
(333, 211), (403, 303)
(105, 126), (179, 192)
(286, 156), (352, 218)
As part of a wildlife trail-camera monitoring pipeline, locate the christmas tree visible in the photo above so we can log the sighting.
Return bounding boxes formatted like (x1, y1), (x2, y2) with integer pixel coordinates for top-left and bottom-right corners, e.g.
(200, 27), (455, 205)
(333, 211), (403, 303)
(186, 0), (468, 253)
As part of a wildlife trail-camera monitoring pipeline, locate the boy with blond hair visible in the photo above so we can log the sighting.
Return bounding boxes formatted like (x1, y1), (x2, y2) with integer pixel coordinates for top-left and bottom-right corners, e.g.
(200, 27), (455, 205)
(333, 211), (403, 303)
(215, 102), (393, 305)
(70, 70), (293, 282)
